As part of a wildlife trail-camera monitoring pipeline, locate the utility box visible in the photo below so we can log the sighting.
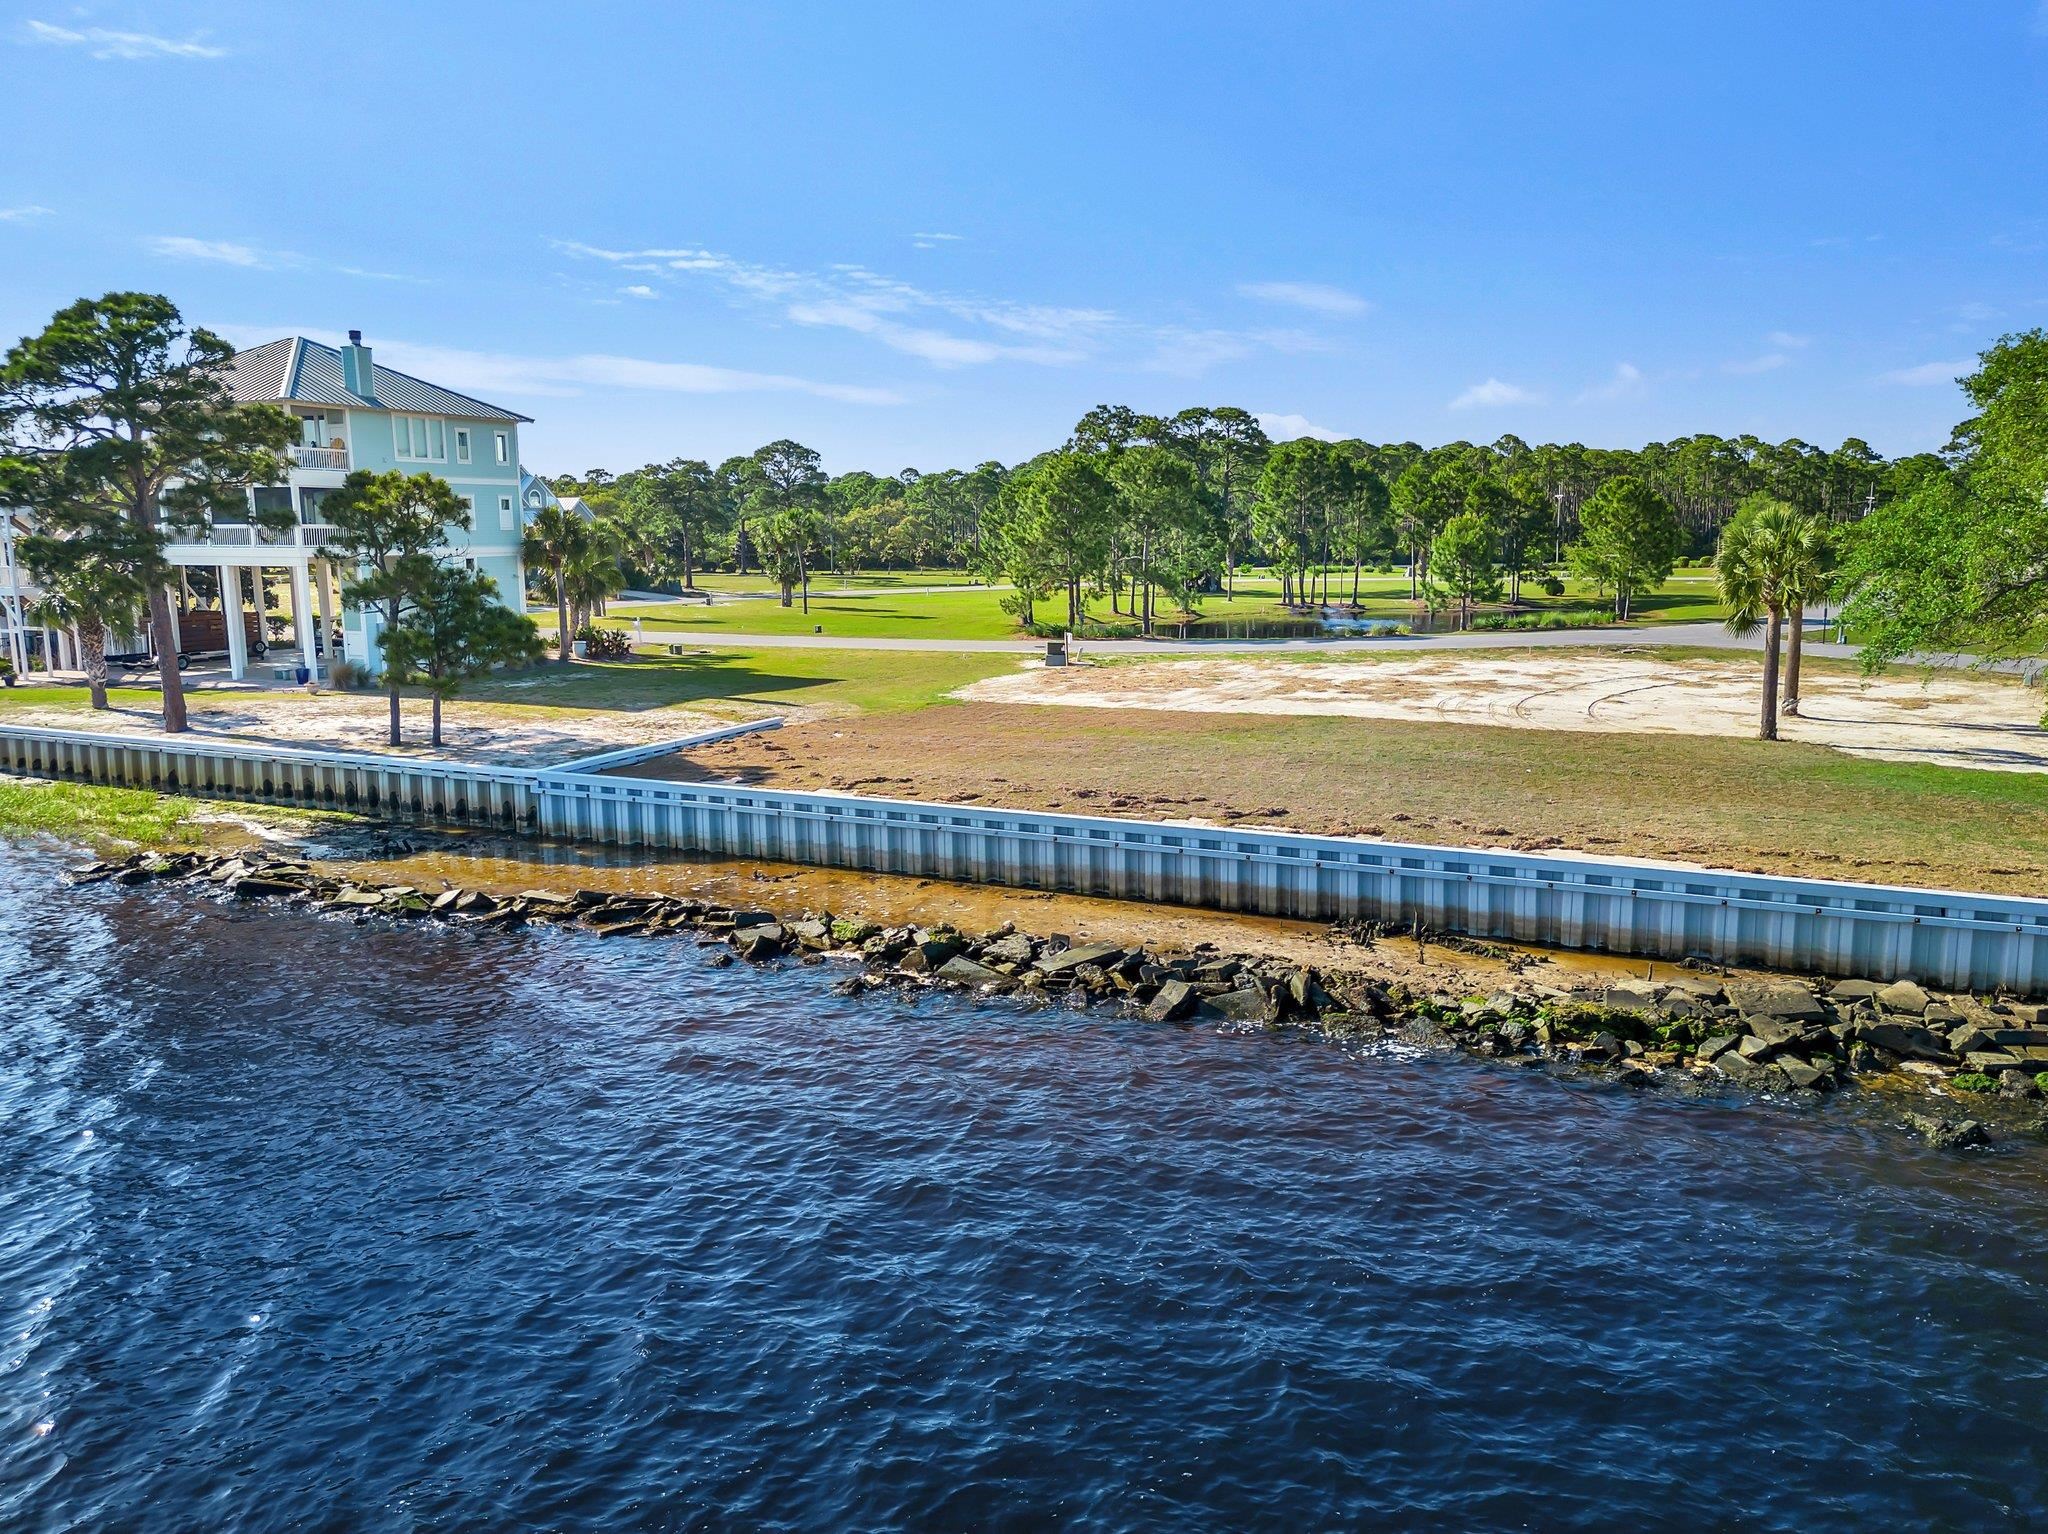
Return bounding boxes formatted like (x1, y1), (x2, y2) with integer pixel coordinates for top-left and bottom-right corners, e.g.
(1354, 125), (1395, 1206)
(1044, 639), (1068, 668)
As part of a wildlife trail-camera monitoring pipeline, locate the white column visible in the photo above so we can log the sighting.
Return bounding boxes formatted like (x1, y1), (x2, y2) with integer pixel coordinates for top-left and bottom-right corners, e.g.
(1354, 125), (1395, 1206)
(220, 565), (249, 681)
(315, 560), (336, 665)
(291, 561), (319, 679)
(248, 564), (268, 650)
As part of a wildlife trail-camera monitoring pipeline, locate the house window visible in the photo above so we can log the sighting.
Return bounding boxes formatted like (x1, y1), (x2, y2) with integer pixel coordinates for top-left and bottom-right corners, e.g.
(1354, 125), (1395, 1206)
(393, 415), (446, 461)
(459, 494), (476, 528)
(499, 495), (515, 532)
(494, 430), (510, 465)
(298, 487), (333, 525)
(454, 428), (471, 464)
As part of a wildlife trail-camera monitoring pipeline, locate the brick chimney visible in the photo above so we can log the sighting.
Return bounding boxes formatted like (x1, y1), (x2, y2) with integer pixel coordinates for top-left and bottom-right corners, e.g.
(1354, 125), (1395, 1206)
(340, 328), (375, 400)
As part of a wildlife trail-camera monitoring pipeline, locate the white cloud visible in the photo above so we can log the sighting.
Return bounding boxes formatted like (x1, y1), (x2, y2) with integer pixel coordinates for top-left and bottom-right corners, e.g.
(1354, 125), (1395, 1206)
(148, 235), (265, 267)
(1576, 361), (1645, 403)
(619, 284), (658, 299)
(213, 325), (903, 407)
(1449, 377), (1542, 410)
(1723, 352), (1790, 375)
(1256, 412), (1344, 442)
(0, 204), (52, 222)
(1877, 359), (1973, 387)
(146, 235), (421, 282)
(1765, 331), (1812, 350)
(557, 238), (1331, 377)
(1237, 280), (1371, 318)
(911, 231), (963, 247)
(24, 19), (224, 59)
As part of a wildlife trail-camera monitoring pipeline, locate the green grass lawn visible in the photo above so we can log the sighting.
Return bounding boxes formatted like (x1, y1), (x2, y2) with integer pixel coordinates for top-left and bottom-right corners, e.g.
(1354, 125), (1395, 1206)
(460, 646), (1020, 716)
(0, 776), (201, 846)
(628, 567), (997, 596)
(588, 568), (1729, 643)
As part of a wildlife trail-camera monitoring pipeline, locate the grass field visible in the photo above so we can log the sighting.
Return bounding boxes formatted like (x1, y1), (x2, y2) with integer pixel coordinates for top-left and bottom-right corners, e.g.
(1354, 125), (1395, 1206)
(590, 568), (1729, 642)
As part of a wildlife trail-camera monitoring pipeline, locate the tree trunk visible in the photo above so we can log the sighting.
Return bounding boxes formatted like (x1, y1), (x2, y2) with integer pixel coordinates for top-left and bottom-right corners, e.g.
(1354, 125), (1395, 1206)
(800, 552), (810, 615)
(1351, 553), (1361, 606)
(81, 618), (109, 710)
(387, 602), (403, 745)
(682, 528), (695, 590)
(146, 585), (188, 733)
(555, 559), (572, 664)
(1140, 532), (1153, 636)
(1760, 606), (1783, 740)
(431, 690), (443, 748)
(1783, 602), (1805, 716)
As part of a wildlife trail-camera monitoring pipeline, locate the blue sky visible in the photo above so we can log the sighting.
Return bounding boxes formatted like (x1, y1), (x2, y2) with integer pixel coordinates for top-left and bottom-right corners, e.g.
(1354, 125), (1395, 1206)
(3, 2), (2045, 474)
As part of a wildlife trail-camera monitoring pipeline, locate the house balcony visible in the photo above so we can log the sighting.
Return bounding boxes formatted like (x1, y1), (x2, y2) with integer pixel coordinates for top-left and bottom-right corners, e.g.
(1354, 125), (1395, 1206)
(287, 443), (350, 471)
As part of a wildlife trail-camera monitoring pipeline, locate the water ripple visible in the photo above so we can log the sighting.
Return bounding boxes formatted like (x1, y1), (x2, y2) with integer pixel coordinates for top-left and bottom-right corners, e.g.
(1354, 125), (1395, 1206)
(0, 847), (2044, 1530)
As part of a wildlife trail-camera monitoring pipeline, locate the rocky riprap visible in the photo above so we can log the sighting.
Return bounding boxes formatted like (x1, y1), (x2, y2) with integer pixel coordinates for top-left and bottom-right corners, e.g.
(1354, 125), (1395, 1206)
(74, 850), (2048, 1150)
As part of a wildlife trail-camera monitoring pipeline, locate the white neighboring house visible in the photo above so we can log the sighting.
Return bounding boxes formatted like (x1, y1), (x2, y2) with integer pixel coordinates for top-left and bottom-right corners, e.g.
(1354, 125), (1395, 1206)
(0, 329), (533, 682)
(0, 512), (43, 677)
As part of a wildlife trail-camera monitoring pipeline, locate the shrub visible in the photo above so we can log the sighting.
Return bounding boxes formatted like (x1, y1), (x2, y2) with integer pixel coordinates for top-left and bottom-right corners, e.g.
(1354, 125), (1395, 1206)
(1540, 575), (1565, 596)
(1951, 1072), (1997, 1094)
(329, 660), (373, 691)
(575, 624), (634, 660)
(2036, 1073), (2048, 1093)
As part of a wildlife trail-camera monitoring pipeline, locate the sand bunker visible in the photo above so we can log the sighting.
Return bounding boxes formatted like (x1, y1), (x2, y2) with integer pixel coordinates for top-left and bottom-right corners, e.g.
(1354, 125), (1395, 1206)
(956, 653), (2048, 773)
(3, 691), (727, 767)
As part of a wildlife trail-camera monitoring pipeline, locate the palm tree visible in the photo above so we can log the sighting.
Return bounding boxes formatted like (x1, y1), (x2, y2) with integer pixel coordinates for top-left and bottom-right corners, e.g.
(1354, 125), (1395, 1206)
(1778, 516), (1833, 718)
(1717, 496), (1811, 740)
(522, 502), (590, 663)
(562, 523), (626, 637)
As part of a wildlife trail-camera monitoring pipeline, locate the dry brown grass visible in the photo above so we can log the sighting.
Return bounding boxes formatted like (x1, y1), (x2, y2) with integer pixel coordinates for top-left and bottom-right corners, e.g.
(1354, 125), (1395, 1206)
(629, 701), (2048, 896)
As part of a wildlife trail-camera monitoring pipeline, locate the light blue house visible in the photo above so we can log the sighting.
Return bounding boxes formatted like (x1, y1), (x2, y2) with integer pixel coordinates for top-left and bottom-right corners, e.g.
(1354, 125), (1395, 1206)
(174, 329), (536, 679)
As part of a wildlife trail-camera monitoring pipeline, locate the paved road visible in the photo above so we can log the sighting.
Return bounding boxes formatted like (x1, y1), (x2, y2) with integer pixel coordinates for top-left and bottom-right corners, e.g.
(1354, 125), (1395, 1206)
(639, 618), (1864, 661)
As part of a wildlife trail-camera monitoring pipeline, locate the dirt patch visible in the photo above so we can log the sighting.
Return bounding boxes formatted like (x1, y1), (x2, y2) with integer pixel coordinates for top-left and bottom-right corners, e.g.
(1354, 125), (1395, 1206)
(3, 689), (725, 766)
(955, 653), (2048, 773)
(617, 701), (2048, 897)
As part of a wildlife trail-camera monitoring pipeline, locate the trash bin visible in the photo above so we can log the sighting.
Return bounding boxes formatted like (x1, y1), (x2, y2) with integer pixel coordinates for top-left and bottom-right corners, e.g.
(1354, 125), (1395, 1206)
(294, 665), (311, 686)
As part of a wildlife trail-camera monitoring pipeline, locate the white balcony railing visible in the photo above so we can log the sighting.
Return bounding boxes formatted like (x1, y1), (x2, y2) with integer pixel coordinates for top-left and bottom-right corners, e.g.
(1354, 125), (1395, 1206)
(287, 444), (350, 470)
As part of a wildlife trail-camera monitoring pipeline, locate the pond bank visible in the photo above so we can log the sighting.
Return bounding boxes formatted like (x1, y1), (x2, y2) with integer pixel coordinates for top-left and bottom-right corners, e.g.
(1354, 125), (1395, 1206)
(71, 841), (2048, 1151)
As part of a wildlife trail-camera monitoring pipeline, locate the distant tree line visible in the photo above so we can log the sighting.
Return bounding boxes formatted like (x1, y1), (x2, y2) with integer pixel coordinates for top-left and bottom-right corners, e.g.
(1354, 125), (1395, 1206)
(558, 412), (1938, 635)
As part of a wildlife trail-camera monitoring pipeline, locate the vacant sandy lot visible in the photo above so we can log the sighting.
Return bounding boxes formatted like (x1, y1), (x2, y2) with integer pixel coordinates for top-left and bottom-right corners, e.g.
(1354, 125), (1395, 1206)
(3, 690), (725, 766)
(955, 653), (2048, 773)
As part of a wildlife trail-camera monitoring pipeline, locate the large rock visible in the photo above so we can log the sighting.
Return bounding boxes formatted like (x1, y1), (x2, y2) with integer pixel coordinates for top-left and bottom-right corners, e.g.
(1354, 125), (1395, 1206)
(1604, 982), (1662, 1012)
(1859, 1020), (1956, 1064)
(1985, 1028), (2048, 1049)
(982, 932), (1036, 966)
(936, 955), (1009, 989)
(1827, 978), (1886, 1003)
(1875, 979), (1931, 1016)
(1141, 979), (1196, 1023)
(1726, 982), (1829, 1023)
(1202, 986), (1280, 1025)
(1746, 1017), (1819, 1050)
(1034, 941), (1126, 976)
(1903, 1113), (1990, 1150)
(1777, 1058), (1830, 1090)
